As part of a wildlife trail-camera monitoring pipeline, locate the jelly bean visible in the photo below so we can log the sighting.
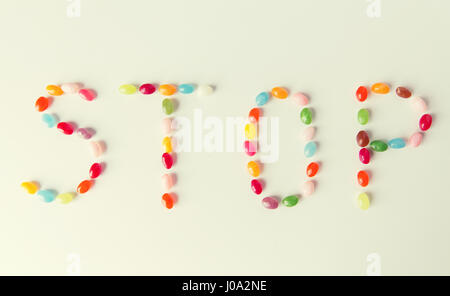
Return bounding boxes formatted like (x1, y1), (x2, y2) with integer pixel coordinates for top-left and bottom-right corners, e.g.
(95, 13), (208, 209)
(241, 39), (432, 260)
(303, 181), (315, 196)
(282, 195), (299, 207)
(256, 92), (270, 106)
(35, 97), (50, 112)
(370, 140), (388, 152)
(197, 85), (214, 96)
(37, 190), (56, 203)
(262, 197), (278, 209)
(359, 148), (371, 164)
(89, 163), (102, 179)
(77, 180), (93, 194)
(162, 153), (174, 169)
(300, 108), (312, 125)
(162, 193), (174, 209)
(357, 109), (369, 125)
(119, 84), (137, 95)
(371, 83), (390, 94)
(42, 114), (58, 128)
(419, 114), (432, 131)
(77, 128), (93, 139)
(46, 85), (64, 96)
(249, 108), (260, 123)
(357, 192), (370, 210)
(304, 126), (316, 141)
(306, 162), (319, 177)
(396, 86), (412, 99)
(162, 118), (174, 134)
(79, 89), (96, 101)
(162, 98), (174, 115)
(162, 137), (173, 153)
(304, 142), (317, 158)
(411, 96), (427, 113)
(245, 123), (257, 140)
(271, 87), (288, 99)
(251, 179), (262, 195)
(388, 138), (406, 149)
(244, 141), (257, 156)
(356, 130), (370, 147)
(292, 92), (309, 106)
(159, 84), (177, 96)
(56, 192), (75, 204)
(247, 161), (260, 177)
(57, 122), (74, 135)
(61, 83), (81, 94)
(408, 132), (423, 147)
(90, 141), (106, 157)
(21, 181), (39, 194)
(179, 83), (195, 94)
(139, 83), (156, 95)
(357, 170), (369, 187)
(162, 174), (174, 191)
(356, 86), (368, 102)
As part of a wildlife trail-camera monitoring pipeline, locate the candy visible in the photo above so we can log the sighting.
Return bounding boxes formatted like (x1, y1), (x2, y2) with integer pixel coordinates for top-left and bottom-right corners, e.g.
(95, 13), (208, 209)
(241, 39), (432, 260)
(46, 85), (64, 96)
(357, 192), (370, 210)
(300, 108), (312, 125)
(370, 140), (388, 152)
(306, 162), (319, 177)
(162, 153), (174, 169)
(262, 197), (279, 209)
(159, 84), (177, 96)
(139, 83), (156, 95)
(77, 128), (93, 139)
(356, 86), (368, 102)
(119, 84), (137, 95)
(197, 85), (214, 96)
(356, 130), (370, 147)
(251, 179), (262, 195)
(162, 193), (174, 209)
(357, 109), (369, 125)
(371, 83), (390, 94)
(162, 137), (173, 153)
(77, 180), (93, 194)
(179, 84), (195, 94)
(245, 123), (257, 140)
(419, 114), (432, 131)
(90, 141), (105, 157)
(359, 148), (371, 164)
(162, 118), (174, 134)
(411, 97), (427, 113)
(57, 122), (74, 135)
(162, 174), (174, 191)
(396, 86), (412, 99)
(271, 87), (288, 99)
(357, 170), (369, 187)
(304, 142), (317, 158)
(61, 83), (81, 94)
(42, 114), (58, 128)
(408, 132), (423, 147)
(56, 192), (75, 204)
(35, 97), (50, 112)
(303, 181), (315, 196)
(79, 89), (96, 101)
(282, 195), (299, 207)
(21, 181), (39, 194)
(37, 190), (56, 203)
(256, 92), (270, 106)
(248, 108), (260, 123)
(162, 98), (174, 115)
(89, 163), (102, 179)
(388, 138), (406, 149)
(244, 141), (257, 156)
(303, 126), (316, 141)
(292, 92), (309, 106)
(247, 161), (260, 177)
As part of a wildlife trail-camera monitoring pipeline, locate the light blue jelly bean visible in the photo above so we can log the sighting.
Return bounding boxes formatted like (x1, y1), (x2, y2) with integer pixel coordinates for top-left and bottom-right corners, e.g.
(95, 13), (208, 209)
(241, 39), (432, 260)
(42, 114), (58, 128)
(388, 138), (406, 149)
(37, 190), (56, 203)
(179, 84), (195, 94)
(256, 92), (270, 106)
(304, 142), (317, 158)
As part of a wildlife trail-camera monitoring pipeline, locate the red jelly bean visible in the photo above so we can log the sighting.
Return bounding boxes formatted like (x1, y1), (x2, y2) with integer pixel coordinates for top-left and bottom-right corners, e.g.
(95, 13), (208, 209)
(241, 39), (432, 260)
(356, 86), (368, 102)
(419, 114), (432, 131)
(35, 96), (50, 112)
(77, 180), (93, 194)
(306, 162), (319, 177)
(89, 163), (102, 179)
(162, 153), (173, 169)
(57, 122), (74, 135)
(139, 83), (156, 95)
(251, 179), (262, 195)
(244, 141), (257, 156)
(162, 193), (174, 209)
(357, 170), (369, 187)
(356, 130), (370, 147)
(249, 108), (260, 123)
(359, 148), (371, 164)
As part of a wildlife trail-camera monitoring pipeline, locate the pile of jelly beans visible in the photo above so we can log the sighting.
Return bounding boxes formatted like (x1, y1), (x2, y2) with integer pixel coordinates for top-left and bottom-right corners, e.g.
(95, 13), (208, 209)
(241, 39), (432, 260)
(246, 87), (319, 209)
(119, 82), (214, 209)
(355, 83), (432, 210)
(22, 83), (106, 204)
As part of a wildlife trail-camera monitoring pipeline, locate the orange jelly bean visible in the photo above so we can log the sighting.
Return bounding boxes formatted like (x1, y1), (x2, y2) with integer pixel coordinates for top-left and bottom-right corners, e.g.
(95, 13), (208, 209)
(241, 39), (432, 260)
(247, 161), (260, 177)
(371, 83), (390, 94)
(306, 162), (319, 177)
(159, 84), (177, 96)
(46, 85), (64, 96)
(35, 96), (50, 112)
(249, 108), (260, 123)
(357, 170), (369, 187)
(77, 180), (93, 194)
(162, 193), (174, 209)
(271, 87), (288, 99)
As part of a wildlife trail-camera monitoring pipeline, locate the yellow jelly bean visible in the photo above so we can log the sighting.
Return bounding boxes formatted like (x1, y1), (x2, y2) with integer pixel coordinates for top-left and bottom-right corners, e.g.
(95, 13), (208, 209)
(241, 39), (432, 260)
(357, 192), (370, 210)
(46, 85), (64, 96)
(245, 123), (257, 140)
(247, 161), (260, 177)
(371, 83), (390, 94)
(21, 181), (39, 194)
(162, 136), (173, 153)
(271, 87), (288, 99)
(56, 192), (76, 204)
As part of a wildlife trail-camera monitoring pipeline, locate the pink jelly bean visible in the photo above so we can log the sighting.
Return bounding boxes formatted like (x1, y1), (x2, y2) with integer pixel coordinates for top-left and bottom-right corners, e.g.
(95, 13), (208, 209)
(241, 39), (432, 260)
(303, 126), (316, 141)
(77, 128), (93, 139)
(262, 197), (279, 209)
(90, 141), (106, 157)
(61, 83), (81, 94)
(162, 153), (173, 169)
(244, 141), (257, 156)
(139, 83), (156, 95)
(79, 89), (96, 101)
(57, 122), (74, 135)
(89, 163), (102, 179)
(251, 179), (262, 195)
(162, 174), (174, 191)
(408, 132), (423, 147)
(359, 148), (371, 164)
(419, 114), (432, 131)
(411, 97), (427, 113)
(291, 92), (309, 106)
(162, 118), (173, 134)
(303, 181), (315, 196)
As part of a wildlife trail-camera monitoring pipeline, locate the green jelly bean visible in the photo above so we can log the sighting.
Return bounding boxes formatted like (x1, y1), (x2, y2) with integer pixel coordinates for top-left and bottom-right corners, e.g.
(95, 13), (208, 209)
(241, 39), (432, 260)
(370, 140), (388, 152)
(358, 109), (369, 125)
(282, 195), (299, 207)
(119, 84), (137, 95)
(162, 98), (174, 115)
(300, 108), (312, 125)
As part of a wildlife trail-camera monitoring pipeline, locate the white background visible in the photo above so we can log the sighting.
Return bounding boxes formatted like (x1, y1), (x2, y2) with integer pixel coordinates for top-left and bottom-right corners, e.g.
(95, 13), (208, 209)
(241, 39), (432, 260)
(1, 0), (449, 275)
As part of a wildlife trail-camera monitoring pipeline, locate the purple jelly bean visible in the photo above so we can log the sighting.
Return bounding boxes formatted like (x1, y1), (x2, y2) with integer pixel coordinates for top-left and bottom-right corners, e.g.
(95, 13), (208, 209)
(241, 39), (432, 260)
(262, 197), (279, 209)
(77, 128), (93, 139)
